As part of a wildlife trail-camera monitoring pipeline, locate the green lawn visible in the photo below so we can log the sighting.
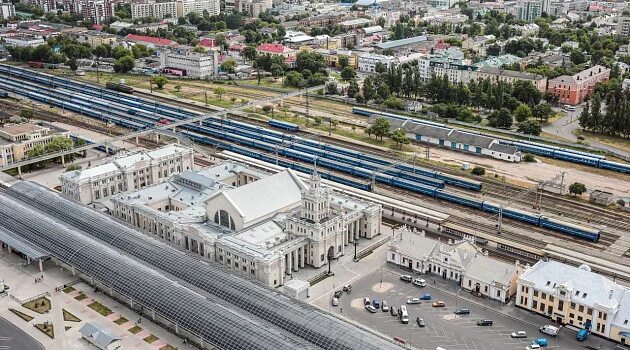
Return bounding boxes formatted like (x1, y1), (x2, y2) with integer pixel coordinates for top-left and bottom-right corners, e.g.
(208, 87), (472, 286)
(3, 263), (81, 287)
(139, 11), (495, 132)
(10, 308), (34, 322)
(87, 301), (113, 317)
(128, 325), (143, 334)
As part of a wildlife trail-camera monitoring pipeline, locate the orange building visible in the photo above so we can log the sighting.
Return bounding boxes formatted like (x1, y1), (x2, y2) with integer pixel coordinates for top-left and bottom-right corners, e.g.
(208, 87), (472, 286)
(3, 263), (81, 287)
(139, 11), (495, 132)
(547, 65), (611, 105)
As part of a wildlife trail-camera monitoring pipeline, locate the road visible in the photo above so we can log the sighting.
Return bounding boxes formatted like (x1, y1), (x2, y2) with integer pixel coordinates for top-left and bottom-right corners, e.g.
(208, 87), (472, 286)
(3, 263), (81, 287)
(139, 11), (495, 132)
(0, 317), (46, 350)
(312, 268), (621, 350)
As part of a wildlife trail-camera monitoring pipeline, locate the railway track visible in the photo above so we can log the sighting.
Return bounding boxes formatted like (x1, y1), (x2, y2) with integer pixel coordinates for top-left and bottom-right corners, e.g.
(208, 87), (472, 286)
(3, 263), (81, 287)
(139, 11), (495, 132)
(135, 88), (629, 241)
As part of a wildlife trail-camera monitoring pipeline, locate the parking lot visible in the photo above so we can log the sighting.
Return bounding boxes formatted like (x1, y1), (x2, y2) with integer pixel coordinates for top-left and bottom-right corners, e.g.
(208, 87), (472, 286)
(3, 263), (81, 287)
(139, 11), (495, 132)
(314, 267), (620, 350)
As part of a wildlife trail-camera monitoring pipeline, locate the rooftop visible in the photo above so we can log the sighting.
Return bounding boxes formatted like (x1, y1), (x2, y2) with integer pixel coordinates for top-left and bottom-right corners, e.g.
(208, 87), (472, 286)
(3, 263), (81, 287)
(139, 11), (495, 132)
(125, 34), (175, 46)
(0, 123), (46, 136)
(375, 35), (427, 50)
(465, 254), (518, 285)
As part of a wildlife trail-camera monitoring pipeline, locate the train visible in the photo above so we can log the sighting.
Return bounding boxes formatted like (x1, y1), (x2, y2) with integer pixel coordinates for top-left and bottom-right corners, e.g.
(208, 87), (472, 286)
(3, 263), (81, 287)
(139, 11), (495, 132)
(106, 82), (134, 94)
(0, 64), (603, 242)
(68, 135), (119, 155)
(506, 141), (630, 174)
(28, 61), (44, 68)
(0, 90), (7, 98)
(268, 119), (299, 132)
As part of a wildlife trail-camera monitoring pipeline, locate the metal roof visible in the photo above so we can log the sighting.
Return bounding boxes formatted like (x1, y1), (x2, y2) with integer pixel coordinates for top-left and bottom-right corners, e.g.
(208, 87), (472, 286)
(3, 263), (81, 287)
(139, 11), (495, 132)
(3, 181), (404, 350)
(79, 323), (121, 349)
(375, 36), (427, 50)
(0, 226), (49, 260)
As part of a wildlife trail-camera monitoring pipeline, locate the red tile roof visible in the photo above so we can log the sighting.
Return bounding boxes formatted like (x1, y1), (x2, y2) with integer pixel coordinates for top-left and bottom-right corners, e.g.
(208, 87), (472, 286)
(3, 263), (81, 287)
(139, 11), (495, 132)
(228, 44), (245, 51)
(256, 43), (290, 54)
(125, 34), (175, 46)
(199, 38), (217, 48)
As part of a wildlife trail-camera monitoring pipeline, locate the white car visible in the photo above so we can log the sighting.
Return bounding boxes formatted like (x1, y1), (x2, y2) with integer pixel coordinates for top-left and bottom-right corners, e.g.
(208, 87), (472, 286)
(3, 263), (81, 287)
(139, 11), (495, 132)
(382, 301), (389, 312)
(412, 278), (426, 287)
(407, 298), (422, 304)
(526, 345), (541, 350)
(332, 297), (339, 306)
(511, 331), (527, 338)
(365, 305), (377, 313)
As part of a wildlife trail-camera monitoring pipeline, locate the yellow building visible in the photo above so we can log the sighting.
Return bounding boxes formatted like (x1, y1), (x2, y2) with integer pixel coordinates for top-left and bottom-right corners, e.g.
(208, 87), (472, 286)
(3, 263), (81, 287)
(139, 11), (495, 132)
(77, 31), (118, 48)
(516, 260), (630, 344)
(0, 123), (70, 166)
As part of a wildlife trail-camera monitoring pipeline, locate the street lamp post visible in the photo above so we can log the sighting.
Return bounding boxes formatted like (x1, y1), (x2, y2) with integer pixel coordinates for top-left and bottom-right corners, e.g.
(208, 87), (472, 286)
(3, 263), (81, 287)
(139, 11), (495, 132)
(327, 253), (332, 275)
(353, 240), (358, 261)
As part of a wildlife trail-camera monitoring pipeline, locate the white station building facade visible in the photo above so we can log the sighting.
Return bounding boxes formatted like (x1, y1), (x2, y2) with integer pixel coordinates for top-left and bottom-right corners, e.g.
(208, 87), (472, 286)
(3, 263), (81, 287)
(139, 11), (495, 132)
(105, 161), (382, 287)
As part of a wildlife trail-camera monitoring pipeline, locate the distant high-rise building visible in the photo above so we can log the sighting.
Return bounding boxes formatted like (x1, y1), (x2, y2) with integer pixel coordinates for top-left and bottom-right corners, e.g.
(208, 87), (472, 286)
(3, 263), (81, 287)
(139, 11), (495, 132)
(28, 0), (56, 12)
(618, 16), (630, 37)
(131, 0), (182, 19)
(63, 0), (114, 24)
(515, 0), (546, 22)
(0, 1), (15, 19)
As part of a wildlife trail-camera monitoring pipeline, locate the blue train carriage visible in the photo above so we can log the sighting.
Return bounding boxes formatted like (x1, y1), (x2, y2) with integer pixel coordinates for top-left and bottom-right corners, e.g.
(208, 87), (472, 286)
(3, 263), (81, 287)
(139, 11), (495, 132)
(434, 189), (483, 210)
(0, 90), (8, 98)
(553, 150), (600, 167)
(268, 119), (299, 132)
(598, 159), (630, 174)
(511, 142), (555, 157)
(538, 216), (600, 242)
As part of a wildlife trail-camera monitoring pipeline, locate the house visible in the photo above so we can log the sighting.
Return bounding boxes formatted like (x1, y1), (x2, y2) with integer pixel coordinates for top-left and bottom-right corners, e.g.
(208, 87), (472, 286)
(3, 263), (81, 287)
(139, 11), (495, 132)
(463, 254), (523, 303)
(79, 323), (121, 350)
(227, 44), (246, 60)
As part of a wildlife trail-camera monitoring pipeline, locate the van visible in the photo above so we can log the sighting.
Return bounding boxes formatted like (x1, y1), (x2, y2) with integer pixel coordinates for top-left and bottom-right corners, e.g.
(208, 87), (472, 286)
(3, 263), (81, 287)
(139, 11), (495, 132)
(399, 305), (409, 324)
(576, 329), (589, 341)
(400, 275), (413, 283)
(412, 278), (426, 287)
(539, 325), (559, 337)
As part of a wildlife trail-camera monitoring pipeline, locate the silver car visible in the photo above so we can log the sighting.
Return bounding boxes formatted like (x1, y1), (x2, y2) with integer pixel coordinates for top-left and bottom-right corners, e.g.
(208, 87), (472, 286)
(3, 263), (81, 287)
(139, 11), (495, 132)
(511, 331), (527, 338)
(382, 300), (389, 312)
(407, 298), (422, 304)
(332, 297), (339, 306)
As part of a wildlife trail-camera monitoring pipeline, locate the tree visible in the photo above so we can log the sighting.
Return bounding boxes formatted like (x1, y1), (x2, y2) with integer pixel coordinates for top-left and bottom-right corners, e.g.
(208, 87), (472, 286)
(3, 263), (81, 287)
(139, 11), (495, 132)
(220, 59), (237, 73)
(347, 79), (359, 98)
(326, 81), (338, 95)
(20, 109), (35, 119)
(295, 51), (327, 75)
(67, 58), (78, 71)
(570, 50), (586, 65)
(65, 164), (82, 172)
(383, 95), (405, 110)
(532, 103), (553, 123)
(579, 101), (590, 129)
(374, 62), (387, 74)
(522, 153), (536, 162)
(514, 104), (532, 123)
(270, 64), (284, 81)
(569, 182), (587, 196)
(243, 46), (257, 62)
(340, 66), (356, 82)
(487, 108), (513, 128)
(371, 117), (391, 141)
(362, 76), (376, 101)
(391, 129), (410, 149)
(151, 75), (169, 89)
(213, 87), (227, 100)
(338, 56), (349, 69)
(113, 55), (135, 73)
(46, 136), (73, 153)
(517, 119), (542, 136)
(456, 108), (481, 123)
(355, 93), (365, 104)
(471, 166), (485, 175)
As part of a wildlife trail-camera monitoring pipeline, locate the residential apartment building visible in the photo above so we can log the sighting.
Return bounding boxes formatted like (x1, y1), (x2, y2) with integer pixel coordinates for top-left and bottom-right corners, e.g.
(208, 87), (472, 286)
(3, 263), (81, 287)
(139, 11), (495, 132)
(256, 43), (296, 59)
(617, 16), (630, 37)
(132, 1), (181, 19)
(516, 260), (630, 344)
(75, 31), (117, 47)
(181, 0), (220, 16)
(59, 144), (194, 205)
(387, 227), (523, 303)
(515, 0), (546, 22)
(28, 0), (55, 12)
(0, 123), (70, 167)
(106, 162), (382, 287)
(0, 2), (15, 20)
(158, 46), (219, 78)
(76, 0), (115, 24)
(358, 53), (395, 72)
(427, 0), (458, 9)
(471, 68), (548, 93)
(547, 65), (611, 105)
(430, 60), (477, 84)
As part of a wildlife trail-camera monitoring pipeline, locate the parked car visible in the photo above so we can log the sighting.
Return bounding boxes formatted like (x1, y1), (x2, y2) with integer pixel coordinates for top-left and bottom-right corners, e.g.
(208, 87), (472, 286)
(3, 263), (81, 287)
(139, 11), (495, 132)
(343, 284), (352, 292)
(539, 325), (559, 337)
(454, 308), (470, 315)
(420, 293), (432, 300)
(364, 297), (371, 306)
(511, 331), (527, 338)
(527, 344), (541, 350)
(332, 297), (339, 306)
(477, 319), (493, 326)
(390, 306), (397, 316)
(412, 278), (426, 287)
(334, 290), (343, 298)
(416, 317), (425, 327)
(400, 275), (413, 283)
(432, 301), (445, 307)
(365, 305), (377, 313)
(407, 298), (422, 304)
(372, 299), (380, 309)
(382, 301), (389, 312)
(527, 338), (548, 349)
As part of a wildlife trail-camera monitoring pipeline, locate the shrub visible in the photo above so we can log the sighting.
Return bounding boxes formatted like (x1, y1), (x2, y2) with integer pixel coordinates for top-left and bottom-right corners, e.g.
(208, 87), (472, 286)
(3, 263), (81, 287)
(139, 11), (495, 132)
(522, 153), (536, 162)
(471, 167), (485, 176)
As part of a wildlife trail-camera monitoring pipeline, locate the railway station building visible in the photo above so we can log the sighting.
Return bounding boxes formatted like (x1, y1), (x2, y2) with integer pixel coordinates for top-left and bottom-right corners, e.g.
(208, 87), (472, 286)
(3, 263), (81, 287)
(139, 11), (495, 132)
(387, 227), (523, 303)
(105, 161), (383, 287)
(60, 143), (194, 204)
(0, 122), (70, 167)
(516, 260), (630, 344)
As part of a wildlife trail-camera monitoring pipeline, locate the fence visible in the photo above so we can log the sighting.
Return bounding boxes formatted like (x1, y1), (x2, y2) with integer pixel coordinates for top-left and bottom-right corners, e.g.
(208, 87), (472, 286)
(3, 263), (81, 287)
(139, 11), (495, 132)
(9, 291), (49, 305)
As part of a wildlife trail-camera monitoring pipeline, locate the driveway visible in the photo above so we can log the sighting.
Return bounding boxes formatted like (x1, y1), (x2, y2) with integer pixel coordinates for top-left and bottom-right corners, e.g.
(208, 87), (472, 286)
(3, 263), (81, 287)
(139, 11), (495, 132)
(0, 317), (45, 350)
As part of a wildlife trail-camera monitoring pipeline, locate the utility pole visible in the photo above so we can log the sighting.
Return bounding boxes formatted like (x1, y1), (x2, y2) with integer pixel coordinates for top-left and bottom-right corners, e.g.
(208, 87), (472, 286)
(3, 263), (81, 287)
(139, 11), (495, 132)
(425, 146), (430, 159)
(305, 89), (310, 125)
(205, 91), (208, 106)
